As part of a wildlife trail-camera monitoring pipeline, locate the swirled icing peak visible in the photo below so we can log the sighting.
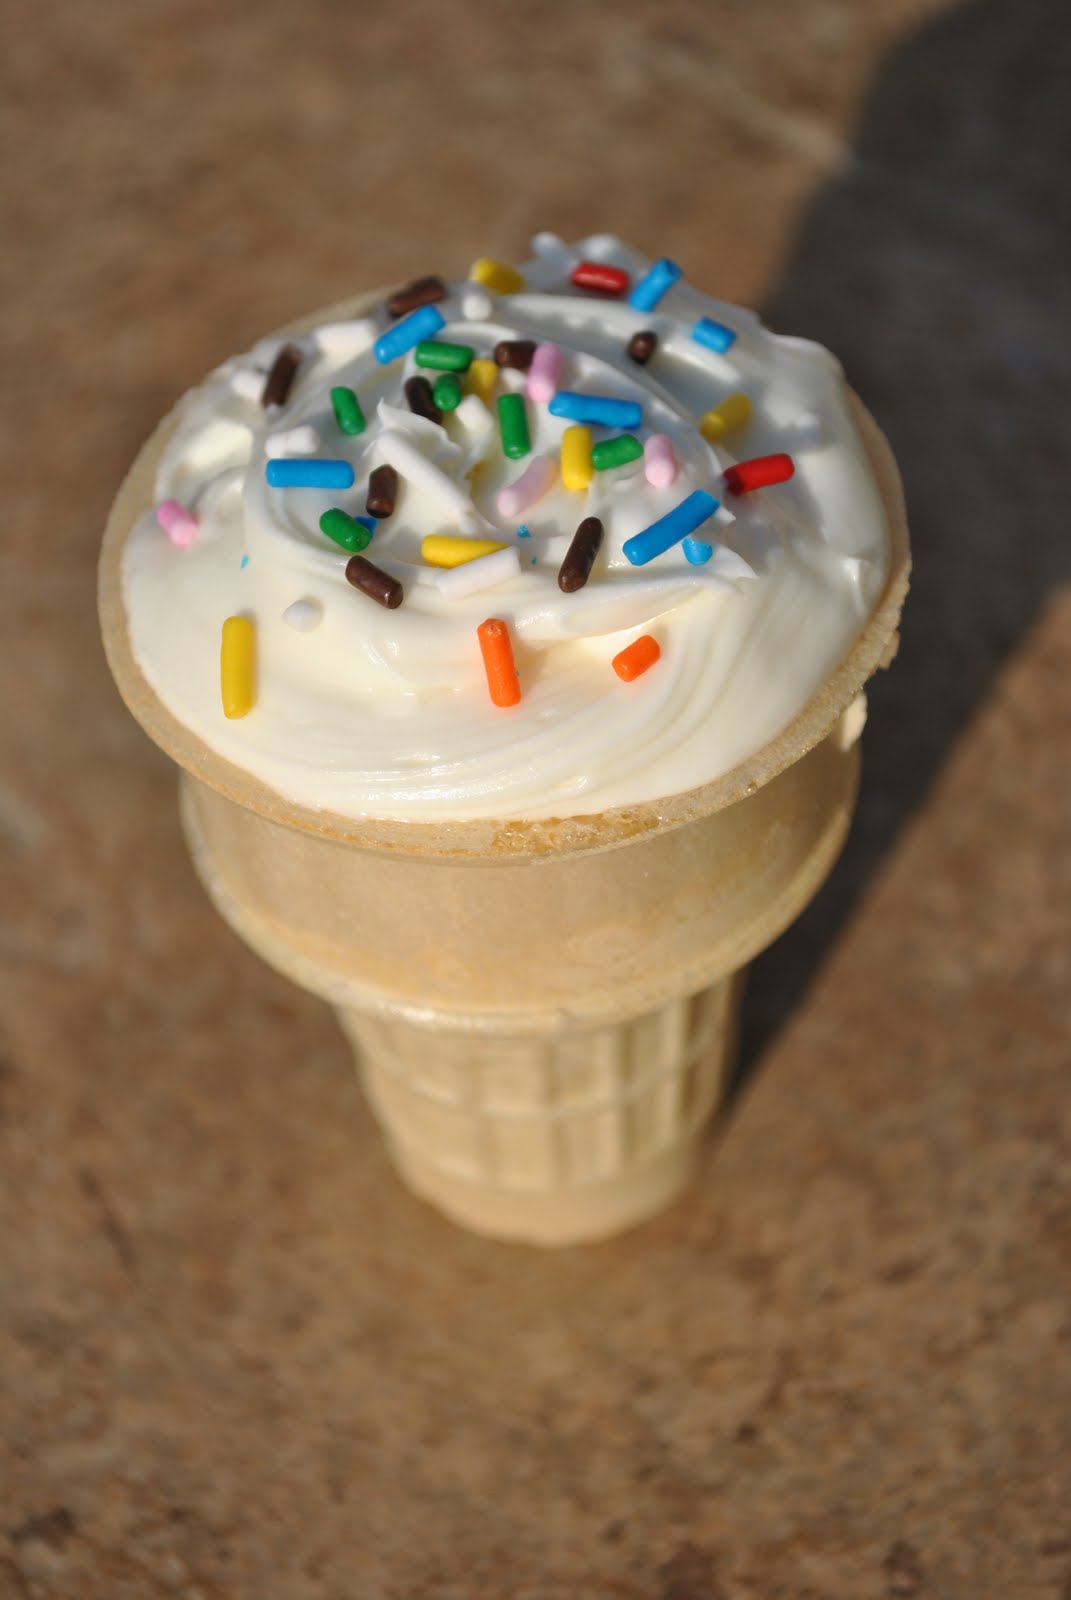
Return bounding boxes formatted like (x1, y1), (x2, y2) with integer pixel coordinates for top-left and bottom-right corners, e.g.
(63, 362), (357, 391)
(120, 233), (890, 821)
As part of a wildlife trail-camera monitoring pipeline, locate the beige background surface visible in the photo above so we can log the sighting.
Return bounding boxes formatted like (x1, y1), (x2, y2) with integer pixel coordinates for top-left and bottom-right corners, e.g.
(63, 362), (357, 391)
(2, 1), (1070, 1595)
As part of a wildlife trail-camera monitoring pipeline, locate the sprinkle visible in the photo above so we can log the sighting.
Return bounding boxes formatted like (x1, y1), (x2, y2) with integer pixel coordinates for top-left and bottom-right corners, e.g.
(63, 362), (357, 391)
(549, 392), (642, 429)
(560, 425), (594, 491)
(283, 598), (323, 632)
(527, 342), (563, 404)
(387, 275), (447, 318)
(497, 454), (557, 517)
(154, 498), (199, 547)
(265, 458), (355, 489)
(422, 535), (507, 569)
(628, 258), (681, 312)
(239, 553), (250, 569)
(682, 537), (713, 565)
(366, 464), (398, 519)
(626, 329), (658, 366)
(331, 386), (366, 437)
(494, 339), (537, 372)
(477, 617), (521, 707)
(612, 634), (660, 682)
(558, 516), (604, 594)
(623, 489), (720, 566)
(405, 374), (443, 426)
(591, 434), (643, 472)
(261, 343), (302, 408)
(461, 289), (493, 320)
(699, 393), (752, 442)
(220, 616), (255, 718)
(434, 547), (522, 600)
(465, 358), (498, 403)
(374, 304), (446, 365)
(453, 394), (495, 441)
(723, 453), (795, 495)
(313, 318), (378, 359)
(319, 508), (373, 553)
(377, 432), (482, 529)
(516, 523), (531, 538)
(643, 433), (678, 488)
(432, 373), (464, 412)
(692, 317), (737, 355)
(570, 260), (629, 296)
(346, 555), (404, 609)
(468, 257), (525, 295)
(265, 424), (321, 457)
(497, 393), (531, 460)
(415, 340), (475, 372)
(231, 369), (267, 402)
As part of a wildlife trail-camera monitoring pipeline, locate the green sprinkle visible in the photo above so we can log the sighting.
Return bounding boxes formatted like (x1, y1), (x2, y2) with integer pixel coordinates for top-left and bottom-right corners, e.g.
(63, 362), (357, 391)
(415, 340), (474, 372)
(331, 386), (366, 437)
(319, 508), (372, 554)
(591, 433), (643, 471)
(497, 393), (530, 460)
(432, 373), (463, 412)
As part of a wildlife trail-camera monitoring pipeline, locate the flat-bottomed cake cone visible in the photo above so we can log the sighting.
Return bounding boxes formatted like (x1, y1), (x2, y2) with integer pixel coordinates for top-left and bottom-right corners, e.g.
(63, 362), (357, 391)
(99, 263), (909, 1244)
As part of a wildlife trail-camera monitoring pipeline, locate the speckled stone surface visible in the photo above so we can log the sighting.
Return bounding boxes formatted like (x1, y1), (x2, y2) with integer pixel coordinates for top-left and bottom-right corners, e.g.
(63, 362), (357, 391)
(2, 1), (1070, 1595)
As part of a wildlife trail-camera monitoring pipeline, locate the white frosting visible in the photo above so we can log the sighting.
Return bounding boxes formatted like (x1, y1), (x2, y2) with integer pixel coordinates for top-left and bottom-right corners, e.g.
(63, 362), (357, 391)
(121, 235), (889, 821)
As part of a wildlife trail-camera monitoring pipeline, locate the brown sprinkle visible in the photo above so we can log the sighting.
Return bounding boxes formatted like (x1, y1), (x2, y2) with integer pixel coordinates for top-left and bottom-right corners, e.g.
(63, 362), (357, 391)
(345, 555), (403, 610)
(626, 329), (658, 366)
(387, 274), (447, 319)
(405, 375), (443, 426)
(558, 516), (604, 594)
(493, 339), (537, 371)
(261, 343), (302, 408)
(366, 464), (398, 519)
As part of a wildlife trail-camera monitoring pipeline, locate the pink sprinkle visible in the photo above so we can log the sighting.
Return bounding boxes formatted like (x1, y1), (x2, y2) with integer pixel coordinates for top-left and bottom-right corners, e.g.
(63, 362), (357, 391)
(527, 342), (563, 404)
(497, 454), (557, 518)
(643, 434), (678, 489)
(155, 498), (200, 547)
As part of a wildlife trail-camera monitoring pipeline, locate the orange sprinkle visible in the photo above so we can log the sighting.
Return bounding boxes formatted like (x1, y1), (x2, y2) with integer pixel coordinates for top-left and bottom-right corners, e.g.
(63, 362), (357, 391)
(477, 617), (521, 708)
(612, 634), (661, 682)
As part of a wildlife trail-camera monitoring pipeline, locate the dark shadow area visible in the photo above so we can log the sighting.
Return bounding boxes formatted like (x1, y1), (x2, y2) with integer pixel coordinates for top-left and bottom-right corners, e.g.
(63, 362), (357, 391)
(736, 0), (1071, 1080)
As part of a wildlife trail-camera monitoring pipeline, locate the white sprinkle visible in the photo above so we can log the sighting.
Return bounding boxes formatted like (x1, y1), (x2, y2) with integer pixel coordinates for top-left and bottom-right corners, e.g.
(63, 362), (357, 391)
(230, 368), (265, 402)
(313, 317), (379, 360)
(265, 424), (321, 457)
(282, 598), (324, 632)
(453, 394), (494, 439)
(433, 547), (522, 600)
(460, 288), (493, 321)
(530, 230), (568, 257)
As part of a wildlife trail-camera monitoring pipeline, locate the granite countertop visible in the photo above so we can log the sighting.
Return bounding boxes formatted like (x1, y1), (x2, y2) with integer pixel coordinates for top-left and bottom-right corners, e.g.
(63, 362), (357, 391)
(2, 1), (1069, 1595)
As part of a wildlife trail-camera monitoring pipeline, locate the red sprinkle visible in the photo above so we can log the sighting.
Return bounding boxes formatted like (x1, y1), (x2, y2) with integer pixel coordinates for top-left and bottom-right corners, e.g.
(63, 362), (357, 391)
(723, 453), (796, 495)
(570, 260), (630, 297)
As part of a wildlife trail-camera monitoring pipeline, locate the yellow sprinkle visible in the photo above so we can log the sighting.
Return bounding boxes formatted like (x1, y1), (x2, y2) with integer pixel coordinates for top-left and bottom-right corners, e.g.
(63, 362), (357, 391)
(422, 535), (507, 569)
(468, 257), (525, 295)
(220, 615), (255, 719)
(464, 358), (498, 403)
(699, 392), (752, 442)
(560, 425), (594, 491)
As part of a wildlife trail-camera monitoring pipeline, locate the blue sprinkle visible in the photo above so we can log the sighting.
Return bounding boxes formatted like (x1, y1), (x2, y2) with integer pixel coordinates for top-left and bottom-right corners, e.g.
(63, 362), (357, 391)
(265, 458), (355, 489)
(516, 523), (531, 538)
(355, 515), (377, 537)
(374, 304), (446, 365)
(628, 257), (682, 313)
(239, 553), (250, 569)
(530, 556), (537, 565)
(548, 392), (643, 429)
(682, 537), (713, 566)
(692, 317), (737, 355)
(623, 490), (720, 567)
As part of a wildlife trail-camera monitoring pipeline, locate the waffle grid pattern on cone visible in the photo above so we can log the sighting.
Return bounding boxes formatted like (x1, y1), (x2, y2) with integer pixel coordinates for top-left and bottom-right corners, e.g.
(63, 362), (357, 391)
(341, 983), (732, 1196)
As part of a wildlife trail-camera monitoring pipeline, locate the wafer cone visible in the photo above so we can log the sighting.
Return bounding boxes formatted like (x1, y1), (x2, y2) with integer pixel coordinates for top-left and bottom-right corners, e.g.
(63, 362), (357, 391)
(99, 291), (910, 1246)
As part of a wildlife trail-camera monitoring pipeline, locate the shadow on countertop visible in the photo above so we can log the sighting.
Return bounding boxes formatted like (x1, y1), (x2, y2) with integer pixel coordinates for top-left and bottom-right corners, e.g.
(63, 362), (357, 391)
(736, 0), (1071, 1080)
